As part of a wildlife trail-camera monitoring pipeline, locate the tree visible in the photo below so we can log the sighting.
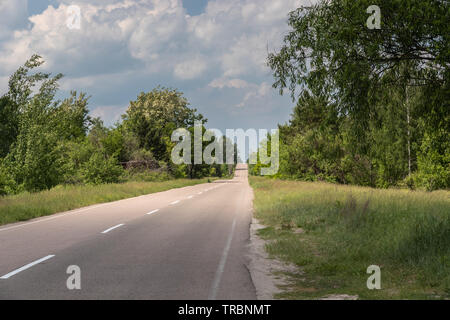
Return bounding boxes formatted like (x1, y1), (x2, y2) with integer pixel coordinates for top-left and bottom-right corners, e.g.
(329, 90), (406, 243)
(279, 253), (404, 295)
(0, 96), (19, 158)
(123, 87), (205, 162)
(263, 0), (449, 189)
(3, 56), (92, 192)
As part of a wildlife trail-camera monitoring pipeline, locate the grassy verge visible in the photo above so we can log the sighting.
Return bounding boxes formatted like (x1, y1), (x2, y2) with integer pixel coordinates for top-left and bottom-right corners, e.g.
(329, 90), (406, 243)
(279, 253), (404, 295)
(249, 176), (450, 300)
(0, 178), (212, 226)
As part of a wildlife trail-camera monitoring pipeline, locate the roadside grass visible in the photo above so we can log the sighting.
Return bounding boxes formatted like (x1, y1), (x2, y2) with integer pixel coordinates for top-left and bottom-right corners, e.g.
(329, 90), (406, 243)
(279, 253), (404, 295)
(0, 178), (213, 226)
(249, 176), (450, 300)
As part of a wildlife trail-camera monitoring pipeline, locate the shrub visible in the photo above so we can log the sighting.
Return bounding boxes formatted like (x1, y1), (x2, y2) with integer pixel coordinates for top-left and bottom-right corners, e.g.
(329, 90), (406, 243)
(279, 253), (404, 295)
(414, 130), (450, 191)
(0, 162), (18, 195)
(81, 153), (123, 185)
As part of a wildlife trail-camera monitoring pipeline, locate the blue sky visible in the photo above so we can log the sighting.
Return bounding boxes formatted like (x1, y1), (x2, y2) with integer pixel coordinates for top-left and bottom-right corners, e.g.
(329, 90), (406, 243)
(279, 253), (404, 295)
(0, 0), (311, 153)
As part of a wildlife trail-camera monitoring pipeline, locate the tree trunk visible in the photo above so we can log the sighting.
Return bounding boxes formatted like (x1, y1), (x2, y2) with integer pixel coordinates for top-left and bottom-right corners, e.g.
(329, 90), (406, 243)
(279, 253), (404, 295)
(406, 85), (412, 177)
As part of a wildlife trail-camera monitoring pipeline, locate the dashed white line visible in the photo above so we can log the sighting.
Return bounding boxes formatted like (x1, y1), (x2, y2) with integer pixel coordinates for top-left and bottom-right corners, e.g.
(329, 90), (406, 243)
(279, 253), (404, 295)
(170, 200), (180, 205)
(101, 224), (124, 234)
(146, 209), (159, 215)
(198, 192), (203, 195)
(187, 195), (193, 199)
(0, 255), (55, 279)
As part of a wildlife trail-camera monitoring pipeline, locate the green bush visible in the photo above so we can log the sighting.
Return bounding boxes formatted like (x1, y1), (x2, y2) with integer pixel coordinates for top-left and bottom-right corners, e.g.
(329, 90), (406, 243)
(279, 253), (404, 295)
(81, 153), (123, 185)
(121, 169), (172, 182)
(414, 130), (450, 191)
(0, 163), (18, 195)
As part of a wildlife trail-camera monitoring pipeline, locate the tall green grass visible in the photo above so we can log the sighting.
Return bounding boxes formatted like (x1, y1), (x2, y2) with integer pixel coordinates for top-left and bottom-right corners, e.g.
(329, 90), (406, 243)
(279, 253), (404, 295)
(249, 176), (450, 299)
(0, 179), (211, 225)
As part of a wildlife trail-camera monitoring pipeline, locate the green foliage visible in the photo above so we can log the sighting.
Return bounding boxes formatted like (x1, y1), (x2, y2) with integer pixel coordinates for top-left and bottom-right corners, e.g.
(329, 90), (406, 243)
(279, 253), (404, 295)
(0, 96), (19, 158)
(80, 152), (123, 185)
(4, 58), (65, 191)
(58, 140), (93, 185)
(54, 91), (91, 141)
(120, 169), (171, 183)
(0, 55), (96, 192)
(250, 176), (450, 299)
(123, 87), (205, 162)
(0, 56), (117, 193)
(0, 56), (233, 196)
(261, 0), (449, 190)
(7, 124), (62, 192)
(414, 130), (450, 191)
(0, 161), (18, 195)
(278, 128), (344, 182)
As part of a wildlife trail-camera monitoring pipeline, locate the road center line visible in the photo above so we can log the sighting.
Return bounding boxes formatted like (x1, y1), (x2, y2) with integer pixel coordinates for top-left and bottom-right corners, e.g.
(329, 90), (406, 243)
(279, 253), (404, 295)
(101, 224), (124, 234)
(146, 209), (159, 215)
(1, 255), (55, 279)
(170, 200), (180, 205)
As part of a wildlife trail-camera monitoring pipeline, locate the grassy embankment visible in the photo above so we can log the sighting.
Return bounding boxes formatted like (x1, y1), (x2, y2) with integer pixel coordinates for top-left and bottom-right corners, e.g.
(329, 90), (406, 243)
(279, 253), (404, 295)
(249, 176), (450, 300)
(0, 178), (212, 226)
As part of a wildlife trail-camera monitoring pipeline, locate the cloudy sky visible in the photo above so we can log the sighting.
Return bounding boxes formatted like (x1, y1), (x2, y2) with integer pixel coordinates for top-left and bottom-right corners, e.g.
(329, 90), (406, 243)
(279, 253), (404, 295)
(0, 0), (313, 136)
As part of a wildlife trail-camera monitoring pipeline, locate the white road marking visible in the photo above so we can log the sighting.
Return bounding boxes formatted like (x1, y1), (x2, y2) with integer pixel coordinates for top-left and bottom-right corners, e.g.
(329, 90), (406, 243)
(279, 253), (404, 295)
(101, 224), (124, 234)
(187, 196), (193, 199)
(0, 204), (106, 233)
(0, 190), (160, 233)
(208, 184), (245, 300)
(208, 217), (237, 300)
(1, 255), (55, 279)
(198, 192), (203, 195)
(0, 184), (189, 233)
(146, 209), (159, 215)
(170, 200), (180, 205)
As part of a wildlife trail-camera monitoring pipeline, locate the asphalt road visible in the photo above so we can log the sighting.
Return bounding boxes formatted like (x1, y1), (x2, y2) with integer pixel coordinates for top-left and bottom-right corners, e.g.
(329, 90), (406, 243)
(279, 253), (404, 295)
(0, 164), (256, 299)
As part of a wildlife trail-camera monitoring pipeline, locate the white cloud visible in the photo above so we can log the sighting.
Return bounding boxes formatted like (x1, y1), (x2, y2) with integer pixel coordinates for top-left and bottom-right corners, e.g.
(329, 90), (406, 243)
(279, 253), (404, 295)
(208, 78), (249, 89)
(0, 0), (28, 39)
(237, 82), (273, 108)
(0, 75), (9, 94)
(90, 104), (127, 125)
(174, 57), (208, 80)
(0, 0), (311, 78)
(0, 0), (314, 128)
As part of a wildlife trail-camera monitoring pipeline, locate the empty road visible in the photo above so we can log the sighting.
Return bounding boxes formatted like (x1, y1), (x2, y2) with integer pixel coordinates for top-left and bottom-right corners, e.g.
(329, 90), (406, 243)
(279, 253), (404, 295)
(0, 164), (256, 299)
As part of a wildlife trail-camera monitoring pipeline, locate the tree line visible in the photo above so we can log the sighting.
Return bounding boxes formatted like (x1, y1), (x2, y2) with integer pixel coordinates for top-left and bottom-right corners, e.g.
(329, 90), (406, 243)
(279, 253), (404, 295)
(0, 55), (236, 195)
(251, 0), (449, 191)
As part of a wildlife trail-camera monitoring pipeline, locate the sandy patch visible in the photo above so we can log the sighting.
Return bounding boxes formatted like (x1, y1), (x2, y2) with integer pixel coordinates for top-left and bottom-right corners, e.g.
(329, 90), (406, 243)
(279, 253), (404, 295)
(246, 218), (302, 300)
(320, 294), (359, 300)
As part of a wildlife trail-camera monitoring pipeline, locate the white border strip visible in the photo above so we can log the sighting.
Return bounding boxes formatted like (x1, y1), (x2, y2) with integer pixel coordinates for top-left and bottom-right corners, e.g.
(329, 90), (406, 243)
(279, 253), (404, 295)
(1, 255), (55, 279)
(101, 224), (124, 234)
(208, 218), (237, 300)
(146, 209), (159, 215)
